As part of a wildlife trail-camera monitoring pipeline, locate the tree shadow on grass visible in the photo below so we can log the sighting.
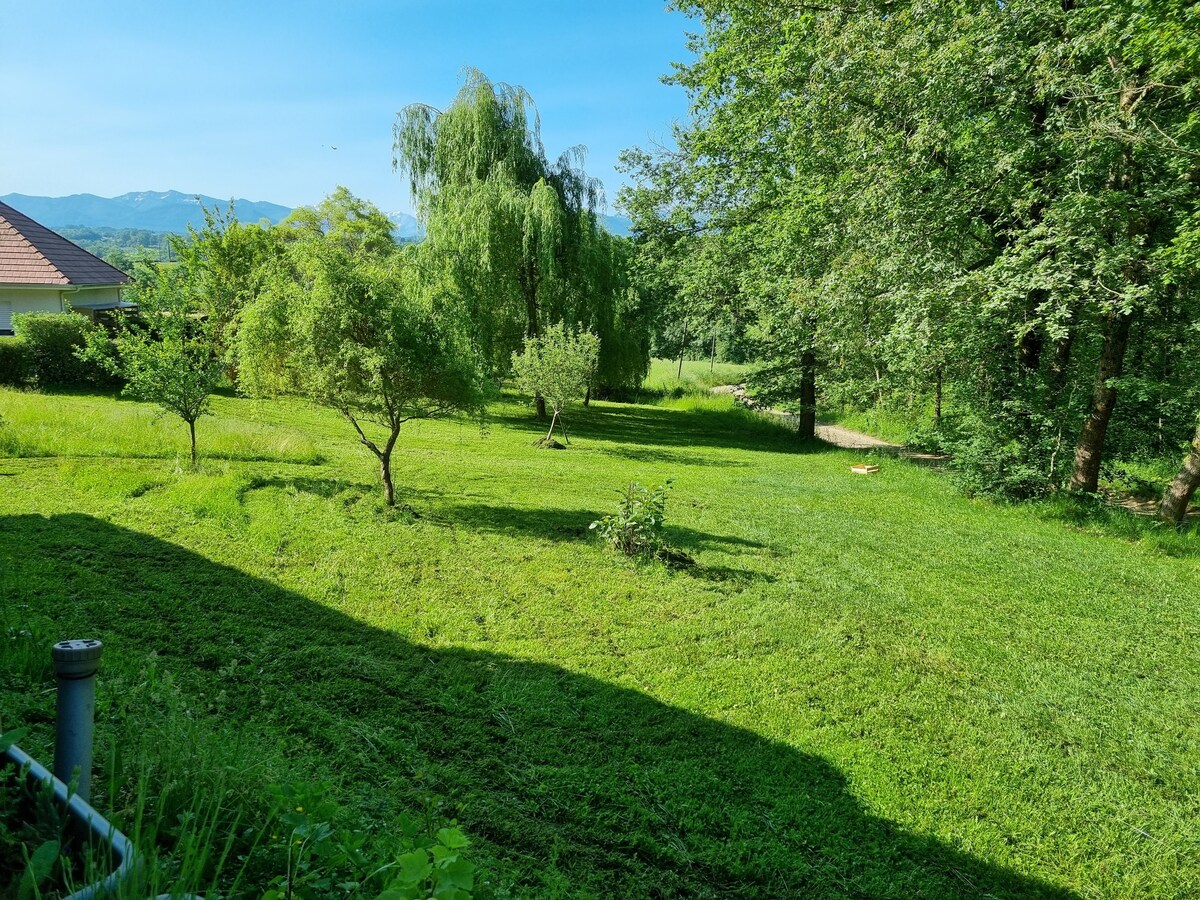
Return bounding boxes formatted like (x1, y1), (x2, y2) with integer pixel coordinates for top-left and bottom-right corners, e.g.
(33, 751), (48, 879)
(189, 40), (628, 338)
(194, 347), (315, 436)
(433, 502), (769, 552)
(493, 402), (840, 456)
(0, 514), (1078, 899)
(239, 475), (376, 502)
(598, 445), (753, 468)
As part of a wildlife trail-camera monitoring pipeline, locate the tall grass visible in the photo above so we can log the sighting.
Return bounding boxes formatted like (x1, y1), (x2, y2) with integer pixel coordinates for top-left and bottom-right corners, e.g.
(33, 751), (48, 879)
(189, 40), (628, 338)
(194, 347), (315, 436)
(0, 389), (323, 465)
(638, 358), (753, 402)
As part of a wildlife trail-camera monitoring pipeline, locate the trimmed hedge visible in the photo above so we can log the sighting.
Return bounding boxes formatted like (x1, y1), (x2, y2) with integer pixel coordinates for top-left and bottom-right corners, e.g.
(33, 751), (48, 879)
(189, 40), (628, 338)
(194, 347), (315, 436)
(0, 338), (30, 386)
(12, 312), (110, 387)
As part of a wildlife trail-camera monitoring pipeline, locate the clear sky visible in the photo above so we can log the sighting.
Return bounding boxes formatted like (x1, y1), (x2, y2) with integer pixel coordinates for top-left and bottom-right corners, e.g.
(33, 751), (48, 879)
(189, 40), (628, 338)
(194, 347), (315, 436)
(0, 1), (694, 215)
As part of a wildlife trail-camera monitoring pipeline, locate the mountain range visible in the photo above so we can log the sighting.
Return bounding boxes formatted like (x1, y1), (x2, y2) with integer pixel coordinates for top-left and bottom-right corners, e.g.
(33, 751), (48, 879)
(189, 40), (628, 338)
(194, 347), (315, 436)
(0, 191), (631, 240)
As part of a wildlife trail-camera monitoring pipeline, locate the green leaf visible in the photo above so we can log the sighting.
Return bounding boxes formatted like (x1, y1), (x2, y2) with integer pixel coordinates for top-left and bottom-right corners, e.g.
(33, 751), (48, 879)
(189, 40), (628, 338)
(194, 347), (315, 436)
(392, 849), (433, 886)
(435, 826), (471, 850)
(18, 840), (59, 900)
(0, 726), (28, 751)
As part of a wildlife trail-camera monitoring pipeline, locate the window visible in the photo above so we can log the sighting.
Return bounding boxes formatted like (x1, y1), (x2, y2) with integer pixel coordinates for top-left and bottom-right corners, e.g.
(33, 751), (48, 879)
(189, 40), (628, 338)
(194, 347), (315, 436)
(0, 300), (12, 336)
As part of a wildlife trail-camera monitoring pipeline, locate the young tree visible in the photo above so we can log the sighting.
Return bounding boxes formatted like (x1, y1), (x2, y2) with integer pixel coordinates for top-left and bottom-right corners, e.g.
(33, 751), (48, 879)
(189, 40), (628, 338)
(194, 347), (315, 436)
(238, 232), (489, 506)
(86, 264), (223, 466)
(510, 323), (599, 447)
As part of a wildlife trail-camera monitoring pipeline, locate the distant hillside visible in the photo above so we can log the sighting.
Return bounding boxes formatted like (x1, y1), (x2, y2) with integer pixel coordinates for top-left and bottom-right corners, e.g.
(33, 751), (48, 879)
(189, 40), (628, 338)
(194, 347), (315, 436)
(1, 191), (627, 242)
(1, 191), (292, 233)
(601, 214), (633, 237)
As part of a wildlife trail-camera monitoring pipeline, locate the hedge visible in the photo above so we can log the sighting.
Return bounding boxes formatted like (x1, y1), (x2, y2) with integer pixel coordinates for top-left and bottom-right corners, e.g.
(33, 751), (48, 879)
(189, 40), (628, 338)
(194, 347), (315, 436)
(0, 338), (29, 386)
(11, 312), (111, 388)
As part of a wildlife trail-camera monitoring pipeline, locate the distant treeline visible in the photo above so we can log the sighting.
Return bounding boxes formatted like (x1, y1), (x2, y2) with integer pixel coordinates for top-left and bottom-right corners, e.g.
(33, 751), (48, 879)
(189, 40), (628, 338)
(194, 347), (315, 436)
(59, 226), (180, 269)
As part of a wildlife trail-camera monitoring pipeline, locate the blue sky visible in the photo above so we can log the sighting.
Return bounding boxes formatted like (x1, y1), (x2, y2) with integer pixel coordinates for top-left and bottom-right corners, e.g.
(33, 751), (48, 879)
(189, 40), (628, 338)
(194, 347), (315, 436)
(0, 1), (694, 214)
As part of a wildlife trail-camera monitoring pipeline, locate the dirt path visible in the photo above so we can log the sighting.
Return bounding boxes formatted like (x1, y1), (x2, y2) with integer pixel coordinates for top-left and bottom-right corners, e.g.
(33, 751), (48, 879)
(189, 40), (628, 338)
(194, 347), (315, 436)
(713, 384), (942, 461)
(714, 384), (1199, 519)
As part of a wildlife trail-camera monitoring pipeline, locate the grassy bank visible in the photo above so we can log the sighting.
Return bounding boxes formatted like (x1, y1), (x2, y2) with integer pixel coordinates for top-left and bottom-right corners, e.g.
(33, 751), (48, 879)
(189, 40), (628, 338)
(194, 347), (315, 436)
(1, 382), (1198, 897)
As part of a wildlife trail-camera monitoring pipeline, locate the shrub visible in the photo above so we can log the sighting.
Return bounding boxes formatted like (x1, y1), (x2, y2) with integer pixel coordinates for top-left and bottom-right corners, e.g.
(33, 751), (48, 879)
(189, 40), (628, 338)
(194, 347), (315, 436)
(591, 481), (673, 557)
(0, 339), (29, 386)
(11, 313), (108, 388)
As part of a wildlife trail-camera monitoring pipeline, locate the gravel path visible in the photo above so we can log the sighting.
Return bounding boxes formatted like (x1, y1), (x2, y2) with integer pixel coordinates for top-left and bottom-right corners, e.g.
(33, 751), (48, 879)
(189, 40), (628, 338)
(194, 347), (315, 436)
(713, 384), (943, 461)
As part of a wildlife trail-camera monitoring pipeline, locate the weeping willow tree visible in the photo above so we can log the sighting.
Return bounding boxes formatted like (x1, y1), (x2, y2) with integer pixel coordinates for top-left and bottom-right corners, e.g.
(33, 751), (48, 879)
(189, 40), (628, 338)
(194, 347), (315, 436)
(393, 69), (651, 411)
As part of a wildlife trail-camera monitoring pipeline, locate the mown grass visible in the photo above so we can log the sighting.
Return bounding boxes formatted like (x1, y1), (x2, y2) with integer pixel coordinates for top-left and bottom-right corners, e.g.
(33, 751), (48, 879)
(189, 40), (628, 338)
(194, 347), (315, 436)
(639, 357), (752, 399)
(1, 378), (1199, 897)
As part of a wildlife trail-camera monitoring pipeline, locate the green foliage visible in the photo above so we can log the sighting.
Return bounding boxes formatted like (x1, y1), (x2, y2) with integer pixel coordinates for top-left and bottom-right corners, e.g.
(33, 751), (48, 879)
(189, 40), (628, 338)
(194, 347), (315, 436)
(57, 226), (173, 269)
(84, 264), (224, 465)
(239, 190), (490, 504)
(170, 202), (282, 374)
(624, 0), (1200, 497)
(278, 186), (397, 258)
(259, 784), (474, 900)
(510, 323), (598, 444)
(590, 480), (672, 558)
(394, 69), (653, 392)
(0, 340), (29, 387)
(12, 312), (107, 387)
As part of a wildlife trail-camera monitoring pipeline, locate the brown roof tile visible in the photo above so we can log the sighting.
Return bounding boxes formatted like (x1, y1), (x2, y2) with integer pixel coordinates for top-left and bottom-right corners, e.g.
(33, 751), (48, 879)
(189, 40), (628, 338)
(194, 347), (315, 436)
(0, 200), (130, 286)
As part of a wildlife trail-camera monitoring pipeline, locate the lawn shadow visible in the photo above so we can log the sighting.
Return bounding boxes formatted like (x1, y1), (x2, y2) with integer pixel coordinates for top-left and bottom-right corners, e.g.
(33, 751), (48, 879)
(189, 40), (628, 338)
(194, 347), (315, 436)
(599, 446), (752, 468)
(239, 475), (375, 502)
(494, 402), (841, 456)
(0, 514), (1078, 899)
(434, 502), (770, 554)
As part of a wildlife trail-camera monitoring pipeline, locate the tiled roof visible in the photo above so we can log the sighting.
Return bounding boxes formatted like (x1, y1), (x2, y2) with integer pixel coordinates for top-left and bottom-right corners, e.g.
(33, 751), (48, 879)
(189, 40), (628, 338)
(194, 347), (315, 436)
(0, 200), (130, 286)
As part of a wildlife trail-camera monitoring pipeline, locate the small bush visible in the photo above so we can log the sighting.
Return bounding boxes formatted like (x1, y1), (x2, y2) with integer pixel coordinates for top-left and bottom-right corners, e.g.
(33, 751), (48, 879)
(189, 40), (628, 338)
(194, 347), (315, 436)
(12, 313), (110, 388)
(0, 340), (29, 386)
(591, 481), (673, 557)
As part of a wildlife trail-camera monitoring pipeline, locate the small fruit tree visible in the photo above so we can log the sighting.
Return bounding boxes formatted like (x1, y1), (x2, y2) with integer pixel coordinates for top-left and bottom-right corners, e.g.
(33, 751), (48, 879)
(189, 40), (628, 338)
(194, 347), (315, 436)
(510, 323), (599, 447)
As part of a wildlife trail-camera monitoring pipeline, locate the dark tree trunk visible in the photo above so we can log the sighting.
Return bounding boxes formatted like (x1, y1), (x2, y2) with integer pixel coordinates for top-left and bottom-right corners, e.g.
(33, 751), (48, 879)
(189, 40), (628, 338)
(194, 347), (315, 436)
(188, 419), (197, 468)
(1046, 328), (1076, 408)
(797, 348), (817, 441)
(535, 394), (547, 419)
(934, 367), (943, 424)
(380, 452), (395, 507)
(1159, 421), (1200, 525)
(583, 386), (590, 407)
(1069, 311), (1132, 493)
(677, 320), (689, 379)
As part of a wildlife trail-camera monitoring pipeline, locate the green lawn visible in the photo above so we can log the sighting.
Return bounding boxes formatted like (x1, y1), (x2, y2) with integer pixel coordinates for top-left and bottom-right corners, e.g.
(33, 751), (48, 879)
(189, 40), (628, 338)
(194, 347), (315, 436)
(1, 381), (1198, 897)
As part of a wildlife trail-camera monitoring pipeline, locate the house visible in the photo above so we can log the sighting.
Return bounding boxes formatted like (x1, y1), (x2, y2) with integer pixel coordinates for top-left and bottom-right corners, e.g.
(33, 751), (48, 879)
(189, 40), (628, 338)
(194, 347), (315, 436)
(0, 200), (132, 335)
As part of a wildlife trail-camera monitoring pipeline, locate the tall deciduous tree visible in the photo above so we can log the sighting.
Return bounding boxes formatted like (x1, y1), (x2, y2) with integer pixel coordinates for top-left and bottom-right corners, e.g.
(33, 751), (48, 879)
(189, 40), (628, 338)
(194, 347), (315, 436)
(623, 1), (1200, 498)
(171, 202), (280, 378)
(393, 69), (652, 407)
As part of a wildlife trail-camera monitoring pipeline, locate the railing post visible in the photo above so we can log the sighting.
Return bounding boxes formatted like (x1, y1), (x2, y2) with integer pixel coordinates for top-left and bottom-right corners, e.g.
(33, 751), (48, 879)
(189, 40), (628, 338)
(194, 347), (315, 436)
(52, 638), (103, 802)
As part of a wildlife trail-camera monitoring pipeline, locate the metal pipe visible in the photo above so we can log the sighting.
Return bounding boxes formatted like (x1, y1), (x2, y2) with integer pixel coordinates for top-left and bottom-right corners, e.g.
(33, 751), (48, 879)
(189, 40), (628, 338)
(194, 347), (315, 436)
(52, 638), (103, 802)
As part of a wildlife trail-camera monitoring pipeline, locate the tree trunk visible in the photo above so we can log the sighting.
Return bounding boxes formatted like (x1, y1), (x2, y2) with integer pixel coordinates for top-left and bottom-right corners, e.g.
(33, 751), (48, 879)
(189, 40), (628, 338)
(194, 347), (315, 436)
(1046, 327), (1076, 408)
(677, 320), (689, 379)
(797, 348), (817, 441)
(583, 386), (590, 407)
(380, 452), (395, 506)
(535, 394), (547, 419)
(1159, 421), (1200, 525)
(709, 334), (717, 372)
(1069, 311), (1132, 493)
(188, 419), (197, 468)
(934, 367), (943, 425)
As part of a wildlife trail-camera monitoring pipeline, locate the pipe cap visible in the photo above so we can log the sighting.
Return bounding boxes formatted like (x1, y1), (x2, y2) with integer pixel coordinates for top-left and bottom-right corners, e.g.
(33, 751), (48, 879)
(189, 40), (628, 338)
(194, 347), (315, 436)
(52, 639), (103, 679)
